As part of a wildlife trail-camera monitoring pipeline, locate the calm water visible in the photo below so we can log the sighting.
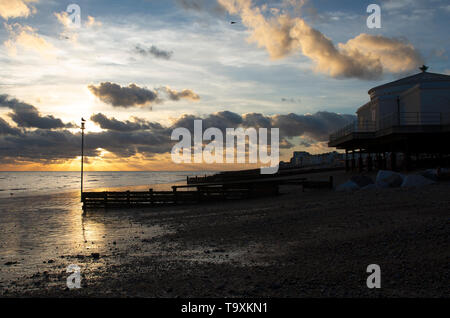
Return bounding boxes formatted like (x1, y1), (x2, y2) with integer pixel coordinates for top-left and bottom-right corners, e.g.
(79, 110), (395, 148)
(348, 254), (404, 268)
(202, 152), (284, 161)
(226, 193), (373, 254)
(0, 171), (212, 286)
(0, 171), (212, 199)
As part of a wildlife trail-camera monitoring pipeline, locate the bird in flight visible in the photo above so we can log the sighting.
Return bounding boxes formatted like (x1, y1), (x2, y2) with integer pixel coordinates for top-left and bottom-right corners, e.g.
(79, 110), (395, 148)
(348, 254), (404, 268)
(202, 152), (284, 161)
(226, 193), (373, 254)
(231, 21), (238, 24)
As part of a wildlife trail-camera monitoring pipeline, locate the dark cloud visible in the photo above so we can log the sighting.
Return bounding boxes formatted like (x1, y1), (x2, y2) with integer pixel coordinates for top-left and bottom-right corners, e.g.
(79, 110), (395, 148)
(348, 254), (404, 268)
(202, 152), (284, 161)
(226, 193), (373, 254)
(0, 129), (84, 163)
(241, 113), (271, 128)
(160, 86), (200, 101)
(0, 94), (75, 129)
(272, 111), (356, 141)
(0, 128), (173, 163)
(172, 111), (242, 132)
(134, 44), (173, 60)
(281, 97), (301, 103)
(88, 82), (160, 108)
(0, 117), (21, 136)
(90, 113), (165, 132)
(88, 82), (200, 108)
(0, 109), (355, 164)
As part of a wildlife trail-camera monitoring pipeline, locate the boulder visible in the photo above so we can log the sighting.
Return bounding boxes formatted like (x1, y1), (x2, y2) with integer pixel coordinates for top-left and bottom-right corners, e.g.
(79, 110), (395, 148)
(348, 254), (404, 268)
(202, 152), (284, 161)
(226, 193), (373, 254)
(376, 170), (403, 188)
(360, 184), (377, 191)
(336, 181), (359, 192)
(401, 174), (436, 188)
(437, 168), (450, 181)
(421, 169), (438, 181)
(350, 175), (374, 188)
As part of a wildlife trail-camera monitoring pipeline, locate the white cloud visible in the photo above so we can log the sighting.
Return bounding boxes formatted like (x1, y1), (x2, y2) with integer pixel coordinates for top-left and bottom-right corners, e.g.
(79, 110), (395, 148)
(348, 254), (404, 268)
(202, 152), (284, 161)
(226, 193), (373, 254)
(0, 0), (37, 20)
(3, 22), (56, 58)
(218, 0), (424, 79)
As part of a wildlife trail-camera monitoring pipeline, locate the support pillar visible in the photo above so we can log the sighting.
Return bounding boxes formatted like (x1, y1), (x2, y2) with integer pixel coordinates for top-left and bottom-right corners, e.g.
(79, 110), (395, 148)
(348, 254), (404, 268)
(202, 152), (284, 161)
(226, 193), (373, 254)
(390, 152), (397, 171)
(351, 150), (356, 171)
(438, 153), (443, 167)
(358, 150), (364, 172)
(382, 153), (387, 170)
(376, 153), (382, 170)
(404, 152), (411, 171)
(345, 150), (350, 172)
(367, 153), (373, 172)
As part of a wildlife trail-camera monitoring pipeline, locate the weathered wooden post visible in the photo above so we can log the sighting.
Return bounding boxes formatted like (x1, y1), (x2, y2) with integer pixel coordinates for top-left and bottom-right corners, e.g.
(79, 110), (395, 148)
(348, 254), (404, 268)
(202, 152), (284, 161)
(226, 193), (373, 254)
(149, 188), (154, 205)
(80, 118), (85, 202)
(172, 186), (178, 204)
(104, 191), (107, 209)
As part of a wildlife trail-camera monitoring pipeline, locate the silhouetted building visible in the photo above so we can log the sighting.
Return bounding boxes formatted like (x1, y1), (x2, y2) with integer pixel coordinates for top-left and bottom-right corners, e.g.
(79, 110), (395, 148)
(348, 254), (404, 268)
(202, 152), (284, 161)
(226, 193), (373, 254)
(329, 67), (450, 171)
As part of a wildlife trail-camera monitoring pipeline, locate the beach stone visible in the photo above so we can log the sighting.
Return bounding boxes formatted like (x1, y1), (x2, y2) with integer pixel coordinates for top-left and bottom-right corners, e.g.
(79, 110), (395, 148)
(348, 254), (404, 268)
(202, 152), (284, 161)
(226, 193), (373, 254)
(421, 169), (438, 182)
(336, 181), (359, 192)
(4, 261), (17, 266)
(376, 170), (403, 188)
(350, 175), (374, 188)
(401, 175), (436, 188)
(90, 253), (100, 259)
(360, 184), (377, 191)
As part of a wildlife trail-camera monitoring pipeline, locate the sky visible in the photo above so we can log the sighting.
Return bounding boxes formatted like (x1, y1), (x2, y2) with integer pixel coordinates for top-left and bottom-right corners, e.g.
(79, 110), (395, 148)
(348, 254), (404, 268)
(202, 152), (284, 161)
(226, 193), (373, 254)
(0, 0), (449, 171)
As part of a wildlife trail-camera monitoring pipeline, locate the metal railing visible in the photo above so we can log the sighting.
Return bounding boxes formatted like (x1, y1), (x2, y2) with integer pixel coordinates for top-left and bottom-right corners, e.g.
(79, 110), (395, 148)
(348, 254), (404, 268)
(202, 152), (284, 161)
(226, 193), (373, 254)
(330, 112), (450, 142)
(379, 112), (444, 129)
(329, 120), (376, 141)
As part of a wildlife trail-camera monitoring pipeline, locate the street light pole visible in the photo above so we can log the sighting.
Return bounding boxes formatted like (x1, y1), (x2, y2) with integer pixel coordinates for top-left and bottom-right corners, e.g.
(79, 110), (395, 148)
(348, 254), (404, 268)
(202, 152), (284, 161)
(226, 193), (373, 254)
(81, 118), (85, 202)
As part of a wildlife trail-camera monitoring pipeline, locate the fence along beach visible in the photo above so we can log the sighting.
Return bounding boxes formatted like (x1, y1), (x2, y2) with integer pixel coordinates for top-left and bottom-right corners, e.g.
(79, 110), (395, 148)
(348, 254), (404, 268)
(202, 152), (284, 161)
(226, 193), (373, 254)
(81, 166), (337, 211)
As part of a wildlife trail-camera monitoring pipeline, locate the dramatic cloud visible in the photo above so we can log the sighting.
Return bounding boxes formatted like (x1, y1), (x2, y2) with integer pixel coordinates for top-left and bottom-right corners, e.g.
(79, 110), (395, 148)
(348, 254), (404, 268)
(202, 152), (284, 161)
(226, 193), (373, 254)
(271, 111), (356, 141)
(0, 107), (355, 164)
(160, 86), (200, 101)
(88, 82), (201, 108)
(0, 117), (21, 135)
(0, 0), (37, 20)
(3, 22), (56, 57)
(90, 113), (165, 132)
(218, 0), (424, 79)
(0, 94), (75, 129)
(134, 44), (173, 60)
(88, 82), (160, 108)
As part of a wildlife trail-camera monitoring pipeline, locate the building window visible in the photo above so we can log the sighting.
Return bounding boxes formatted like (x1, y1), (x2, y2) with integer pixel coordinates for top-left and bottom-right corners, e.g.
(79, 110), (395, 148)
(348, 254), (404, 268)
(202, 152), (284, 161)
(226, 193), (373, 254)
(371, 109), (376, 121)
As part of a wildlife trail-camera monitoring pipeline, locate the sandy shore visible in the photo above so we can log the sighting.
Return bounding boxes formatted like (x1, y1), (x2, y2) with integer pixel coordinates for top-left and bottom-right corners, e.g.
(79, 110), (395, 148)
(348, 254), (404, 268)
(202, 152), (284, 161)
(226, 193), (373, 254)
(1, 172), (449, 298)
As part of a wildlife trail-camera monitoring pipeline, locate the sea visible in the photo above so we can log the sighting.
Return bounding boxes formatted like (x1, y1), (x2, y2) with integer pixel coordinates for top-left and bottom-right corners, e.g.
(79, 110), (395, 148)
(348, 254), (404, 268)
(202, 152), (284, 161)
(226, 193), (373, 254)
(0, 171), (212, 199)
(0, 171), (212, 286)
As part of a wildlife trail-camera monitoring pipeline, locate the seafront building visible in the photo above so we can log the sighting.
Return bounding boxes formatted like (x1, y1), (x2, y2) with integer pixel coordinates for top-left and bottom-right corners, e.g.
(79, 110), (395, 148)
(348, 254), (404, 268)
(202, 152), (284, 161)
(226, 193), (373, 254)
(288, 151), (345, 168)
(328, 66), (450, 171)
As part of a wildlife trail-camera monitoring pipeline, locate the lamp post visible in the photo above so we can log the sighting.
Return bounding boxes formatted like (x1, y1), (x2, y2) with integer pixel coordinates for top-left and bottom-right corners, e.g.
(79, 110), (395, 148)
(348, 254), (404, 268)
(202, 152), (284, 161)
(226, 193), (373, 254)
(81, 118), (86, 202)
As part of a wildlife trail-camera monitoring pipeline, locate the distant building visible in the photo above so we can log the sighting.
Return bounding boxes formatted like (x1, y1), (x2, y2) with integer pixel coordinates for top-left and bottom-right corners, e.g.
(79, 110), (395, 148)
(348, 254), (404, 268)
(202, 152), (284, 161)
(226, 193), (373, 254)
(288, 151), (344, 168)
(329, 66), (450, 171)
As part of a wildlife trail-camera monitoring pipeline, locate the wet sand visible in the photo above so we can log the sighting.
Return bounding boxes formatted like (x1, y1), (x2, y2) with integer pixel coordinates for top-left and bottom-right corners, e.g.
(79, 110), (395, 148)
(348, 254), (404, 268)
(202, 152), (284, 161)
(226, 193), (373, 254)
(1, 174), (449, 297)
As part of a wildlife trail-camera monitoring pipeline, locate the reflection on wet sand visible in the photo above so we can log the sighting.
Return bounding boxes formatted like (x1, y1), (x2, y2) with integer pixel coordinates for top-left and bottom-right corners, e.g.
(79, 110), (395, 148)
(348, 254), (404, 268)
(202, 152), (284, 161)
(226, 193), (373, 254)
(0, 187), (172, 290)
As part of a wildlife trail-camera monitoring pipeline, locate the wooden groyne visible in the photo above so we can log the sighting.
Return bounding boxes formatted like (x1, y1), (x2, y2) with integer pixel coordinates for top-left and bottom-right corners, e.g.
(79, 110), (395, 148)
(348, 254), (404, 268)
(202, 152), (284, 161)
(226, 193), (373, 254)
(82, 188), (250, 210)
(187, 166), (343, 184)
(82, 174), (333, 211)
